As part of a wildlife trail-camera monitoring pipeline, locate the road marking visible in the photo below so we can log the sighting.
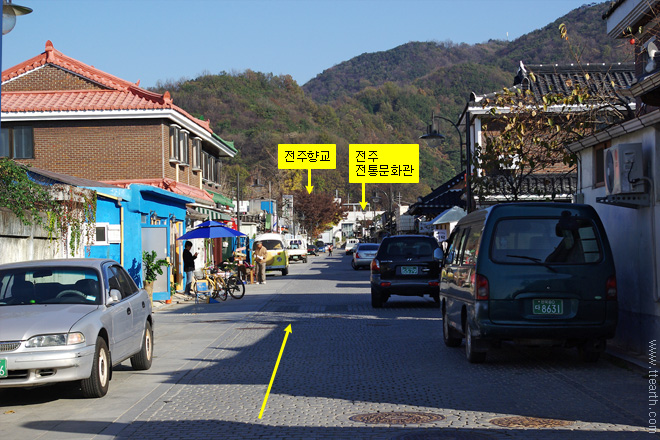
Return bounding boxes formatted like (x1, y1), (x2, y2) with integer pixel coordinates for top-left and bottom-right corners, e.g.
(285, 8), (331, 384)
(258, 324), (292, 419)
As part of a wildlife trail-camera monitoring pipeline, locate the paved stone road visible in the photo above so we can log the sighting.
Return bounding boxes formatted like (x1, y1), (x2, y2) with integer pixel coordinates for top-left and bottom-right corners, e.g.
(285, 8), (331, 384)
(0, 253), (651, 439)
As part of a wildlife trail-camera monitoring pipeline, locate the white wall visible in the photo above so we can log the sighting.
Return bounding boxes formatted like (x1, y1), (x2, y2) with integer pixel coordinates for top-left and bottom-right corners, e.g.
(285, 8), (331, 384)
(578, 126), (660, 356)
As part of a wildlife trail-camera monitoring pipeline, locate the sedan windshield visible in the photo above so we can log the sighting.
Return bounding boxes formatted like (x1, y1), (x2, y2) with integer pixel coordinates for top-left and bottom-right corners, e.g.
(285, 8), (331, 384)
(0, 267), (102, 305)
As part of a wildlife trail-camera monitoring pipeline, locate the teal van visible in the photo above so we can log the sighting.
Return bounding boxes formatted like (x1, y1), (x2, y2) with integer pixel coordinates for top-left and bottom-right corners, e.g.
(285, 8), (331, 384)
(439, 203), (617, 363)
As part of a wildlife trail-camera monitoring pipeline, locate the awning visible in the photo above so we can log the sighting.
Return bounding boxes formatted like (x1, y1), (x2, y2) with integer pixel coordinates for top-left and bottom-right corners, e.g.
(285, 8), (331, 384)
(209, 190), (235, 208)
(432, 206), (467, 225)
(187, 206), (207, 221)
(191, 203), (231, 221)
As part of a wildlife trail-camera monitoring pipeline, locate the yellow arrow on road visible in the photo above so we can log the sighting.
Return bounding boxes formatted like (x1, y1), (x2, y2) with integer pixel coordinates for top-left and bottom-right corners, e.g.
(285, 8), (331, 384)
(258, 324), (292, 419)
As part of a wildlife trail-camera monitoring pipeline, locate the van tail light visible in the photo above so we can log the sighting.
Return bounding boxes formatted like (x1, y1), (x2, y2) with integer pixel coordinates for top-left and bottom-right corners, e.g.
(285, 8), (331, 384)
(475, 274), (489, 300)
(355, 252), (361, 259)
(428, 281), (439, 287)
(371, 259), (380, 273)
(380, 282), (391, 287)
(606, 275), (617, 300)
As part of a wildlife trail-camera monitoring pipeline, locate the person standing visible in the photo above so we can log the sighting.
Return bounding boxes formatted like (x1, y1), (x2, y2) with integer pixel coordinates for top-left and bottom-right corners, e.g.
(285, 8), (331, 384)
(254, 241), (268, 284)
(183, 240), (198, 295)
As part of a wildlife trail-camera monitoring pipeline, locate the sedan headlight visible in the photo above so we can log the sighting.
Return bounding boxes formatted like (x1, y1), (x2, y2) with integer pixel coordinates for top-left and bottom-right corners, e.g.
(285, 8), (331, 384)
(25, 332), (85, 347)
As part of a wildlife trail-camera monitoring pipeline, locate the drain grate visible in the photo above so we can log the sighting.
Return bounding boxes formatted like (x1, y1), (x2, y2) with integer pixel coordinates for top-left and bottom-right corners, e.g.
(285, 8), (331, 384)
(489, 416), (574, 428)
(350, 411), (445, 425)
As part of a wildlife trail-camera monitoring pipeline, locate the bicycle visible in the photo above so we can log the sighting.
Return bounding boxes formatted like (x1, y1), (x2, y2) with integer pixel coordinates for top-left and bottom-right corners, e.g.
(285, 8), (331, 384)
(193, 264), (245, 301)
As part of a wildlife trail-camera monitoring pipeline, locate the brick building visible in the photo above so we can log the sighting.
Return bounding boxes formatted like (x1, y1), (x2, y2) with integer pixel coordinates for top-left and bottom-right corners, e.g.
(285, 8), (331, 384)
(1, 40), (236, 212)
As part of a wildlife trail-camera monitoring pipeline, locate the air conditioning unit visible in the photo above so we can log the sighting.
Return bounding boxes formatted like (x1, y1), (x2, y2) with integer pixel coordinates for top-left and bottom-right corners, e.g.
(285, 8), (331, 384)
(604, 143), (644, 195)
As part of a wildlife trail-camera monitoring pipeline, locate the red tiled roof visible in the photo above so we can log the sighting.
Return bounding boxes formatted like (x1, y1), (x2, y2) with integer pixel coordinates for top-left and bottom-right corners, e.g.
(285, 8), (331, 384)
(103, 178), (214, 204)
(2, 41), (213, 133)
(3, 90), (170, 112)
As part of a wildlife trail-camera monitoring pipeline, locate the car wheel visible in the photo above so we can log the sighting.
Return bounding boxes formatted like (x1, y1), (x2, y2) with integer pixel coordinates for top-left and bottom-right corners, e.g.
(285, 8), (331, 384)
(443, 308), (461, 347)
(81, 337), (110, 398)
(370, 287), (383, 308)
(465, 322), (487, 363)
(130, 321), (153, 370)
(281, 268), (289, 276)
(352, 261), (359, 270)
(578, 339), (605, 362)
(303, 257), (307, 263)
(432, 293), (440, 308)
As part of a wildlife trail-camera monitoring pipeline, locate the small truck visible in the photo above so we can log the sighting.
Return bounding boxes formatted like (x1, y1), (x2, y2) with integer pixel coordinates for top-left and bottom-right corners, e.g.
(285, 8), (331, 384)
(287, 239), (308, 263)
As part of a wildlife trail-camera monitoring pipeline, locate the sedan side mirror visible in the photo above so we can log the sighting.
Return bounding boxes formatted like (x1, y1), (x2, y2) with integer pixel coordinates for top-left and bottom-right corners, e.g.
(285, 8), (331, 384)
(433, 248), (445, 263)
(107, 288), (122, 305)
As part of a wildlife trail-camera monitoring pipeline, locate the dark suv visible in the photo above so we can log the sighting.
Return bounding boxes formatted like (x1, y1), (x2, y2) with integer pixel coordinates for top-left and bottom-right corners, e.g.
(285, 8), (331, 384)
(370, 235), (443, 308)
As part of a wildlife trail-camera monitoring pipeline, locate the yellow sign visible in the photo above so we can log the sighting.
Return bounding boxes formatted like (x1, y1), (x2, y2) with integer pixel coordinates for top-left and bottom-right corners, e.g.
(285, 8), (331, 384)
(277, 144), (336, 169)
(349, 144), (419, 183)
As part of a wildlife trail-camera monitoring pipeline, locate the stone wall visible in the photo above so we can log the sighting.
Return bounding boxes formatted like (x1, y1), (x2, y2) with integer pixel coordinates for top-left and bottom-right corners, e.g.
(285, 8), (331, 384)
(0, 207), (75, 265)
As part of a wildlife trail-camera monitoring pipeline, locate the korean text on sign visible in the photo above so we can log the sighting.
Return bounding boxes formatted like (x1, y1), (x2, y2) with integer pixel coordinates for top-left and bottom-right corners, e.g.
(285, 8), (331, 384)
(278, 144), (336, 169)
(349, 144), (419, 183)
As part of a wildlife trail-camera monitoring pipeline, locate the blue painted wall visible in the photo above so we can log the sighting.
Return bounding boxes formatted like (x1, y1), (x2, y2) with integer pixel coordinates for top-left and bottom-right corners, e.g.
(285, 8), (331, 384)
(85, 185), (193, 301)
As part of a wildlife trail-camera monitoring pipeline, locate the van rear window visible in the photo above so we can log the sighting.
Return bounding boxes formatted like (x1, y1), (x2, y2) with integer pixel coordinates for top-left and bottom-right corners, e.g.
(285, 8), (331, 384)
(490, 217), (602, 264)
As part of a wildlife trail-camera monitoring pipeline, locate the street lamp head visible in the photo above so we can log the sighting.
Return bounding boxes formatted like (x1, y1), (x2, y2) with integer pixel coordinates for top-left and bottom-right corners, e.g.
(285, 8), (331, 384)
(419, 131), (446, 140)
(2, 0), (32, 35)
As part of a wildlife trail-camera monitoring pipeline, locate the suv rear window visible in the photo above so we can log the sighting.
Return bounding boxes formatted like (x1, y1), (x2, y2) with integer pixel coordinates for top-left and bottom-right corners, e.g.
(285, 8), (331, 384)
(380, 237), (438, 258)
(490, 217), (602, 264)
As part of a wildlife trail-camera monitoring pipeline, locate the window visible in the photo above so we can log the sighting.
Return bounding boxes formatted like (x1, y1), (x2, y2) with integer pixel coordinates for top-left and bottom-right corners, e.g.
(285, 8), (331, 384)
(490, 217), (602, 264)
(169, 125), (180, 161)
(192, 138), (202, 171)
(462, 227), (482, 265)
(202, 152), (211, 181)
(215, 159), (222, 184)
(108, 265), (138, 299)
(1, 126), (34, 159)
(93, 223), (109, 246)
(593, 141), (610, 188)
(179, 130), (189, 165)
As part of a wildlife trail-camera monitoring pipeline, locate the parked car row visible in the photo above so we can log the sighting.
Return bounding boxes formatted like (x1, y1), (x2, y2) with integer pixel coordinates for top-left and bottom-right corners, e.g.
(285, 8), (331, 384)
(360, 203), (618, 365)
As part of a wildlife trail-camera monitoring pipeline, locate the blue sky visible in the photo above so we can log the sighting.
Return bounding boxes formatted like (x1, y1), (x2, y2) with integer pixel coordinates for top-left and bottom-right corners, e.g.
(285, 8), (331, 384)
(3, 0), (598, 89)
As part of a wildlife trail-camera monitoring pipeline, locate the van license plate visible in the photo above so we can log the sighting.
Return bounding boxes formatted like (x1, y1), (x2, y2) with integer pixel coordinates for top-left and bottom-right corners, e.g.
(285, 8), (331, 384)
(401, 266), (418, 275)
(533, 299), (563, 315)
(0, 359), (7, 378)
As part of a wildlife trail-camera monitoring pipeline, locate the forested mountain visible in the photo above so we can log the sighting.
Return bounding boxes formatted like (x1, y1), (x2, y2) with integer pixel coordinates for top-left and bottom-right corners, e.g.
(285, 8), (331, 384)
(151, 1), (631, 209)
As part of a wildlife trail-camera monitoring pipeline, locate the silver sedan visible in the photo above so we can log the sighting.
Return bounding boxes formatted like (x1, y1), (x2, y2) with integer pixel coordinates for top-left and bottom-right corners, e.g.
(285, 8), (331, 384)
(0, 258), (153, 397)
(352, 243), (379, 270)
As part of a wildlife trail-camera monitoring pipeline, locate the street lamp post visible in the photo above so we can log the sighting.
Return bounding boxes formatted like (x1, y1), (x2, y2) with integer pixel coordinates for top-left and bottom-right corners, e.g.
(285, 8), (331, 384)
(420, 111), (472, 212)
(371, 186), (394, 236)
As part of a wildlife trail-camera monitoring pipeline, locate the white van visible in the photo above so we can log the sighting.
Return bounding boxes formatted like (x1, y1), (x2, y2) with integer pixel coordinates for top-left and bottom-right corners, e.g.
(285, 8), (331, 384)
(345, 238), (360, 255)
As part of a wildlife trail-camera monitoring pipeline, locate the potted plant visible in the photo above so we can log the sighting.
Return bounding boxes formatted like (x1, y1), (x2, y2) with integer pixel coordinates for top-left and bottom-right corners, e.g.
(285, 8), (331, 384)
(142, 250), (169, 302)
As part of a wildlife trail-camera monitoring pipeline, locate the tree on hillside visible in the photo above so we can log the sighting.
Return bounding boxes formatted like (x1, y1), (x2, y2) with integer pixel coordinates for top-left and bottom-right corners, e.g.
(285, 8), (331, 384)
(292, 190), (347, 238)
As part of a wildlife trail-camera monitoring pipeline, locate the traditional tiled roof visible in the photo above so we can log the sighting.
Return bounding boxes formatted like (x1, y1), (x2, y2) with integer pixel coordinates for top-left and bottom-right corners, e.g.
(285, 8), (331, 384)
(3, 89), (170, 112)
(514, 62), (636, 103)
(2, 41), (215, 135)
(408, 171), (466, 216)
